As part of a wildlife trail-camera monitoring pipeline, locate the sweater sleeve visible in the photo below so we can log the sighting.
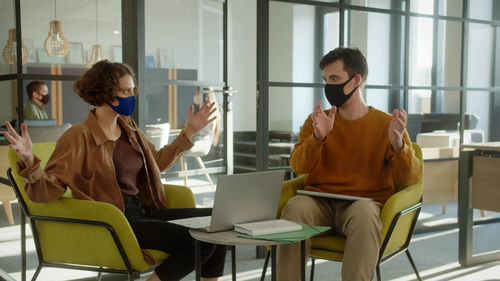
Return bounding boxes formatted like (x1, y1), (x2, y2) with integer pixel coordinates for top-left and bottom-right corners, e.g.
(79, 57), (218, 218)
(289, 115), (326, 174)
(387, 131), (423, 191)
(18, 139), (71, 203)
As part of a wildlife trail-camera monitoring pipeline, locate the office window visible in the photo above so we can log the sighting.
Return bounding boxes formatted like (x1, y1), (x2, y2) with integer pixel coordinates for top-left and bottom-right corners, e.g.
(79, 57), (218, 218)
(346, 0), (401, 11)
(469, 0), (495, 20)
(269, 2), (325, 84)
(438, 0), (463, 17)
(467, 90), (492, 141)
(437, 20), (462, 87)
(411, 0), (434, 15)
(19, 0), (122, 76)
(0, 80), (16, 124)
(467, 23), (494, 88)
(409, 16), (433, 87)
(409, 89), (431, 114)
(348, 11), (404, 87)
(365, 89), (391, 113)
(440, 91), (460, 114)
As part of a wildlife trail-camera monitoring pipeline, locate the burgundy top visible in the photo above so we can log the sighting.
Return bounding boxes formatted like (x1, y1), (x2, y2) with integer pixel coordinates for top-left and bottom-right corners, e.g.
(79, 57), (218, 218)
(113, 125), (145, 196)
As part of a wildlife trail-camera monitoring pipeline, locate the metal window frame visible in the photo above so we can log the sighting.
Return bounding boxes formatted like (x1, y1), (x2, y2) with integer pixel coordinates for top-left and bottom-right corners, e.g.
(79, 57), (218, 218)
(256, 0), (500, 172)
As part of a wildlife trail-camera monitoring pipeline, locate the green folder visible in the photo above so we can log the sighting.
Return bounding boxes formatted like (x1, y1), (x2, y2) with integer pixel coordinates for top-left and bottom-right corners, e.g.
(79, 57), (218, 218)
(238, 224), (331, 242)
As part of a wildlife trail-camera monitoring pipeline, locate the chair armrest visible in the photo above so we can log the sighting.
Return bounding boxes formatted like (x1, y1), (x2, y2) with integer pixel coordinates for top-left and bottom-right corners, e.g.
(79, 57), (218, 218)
(277, 175), (307, 218)
(163, 184), (196, 208)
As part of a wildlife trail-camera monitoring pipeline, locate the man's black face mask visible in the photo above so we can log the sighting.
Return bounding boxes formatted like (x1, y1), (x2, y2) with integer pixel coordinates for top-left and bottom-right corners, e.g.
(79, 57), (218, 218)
(324, 76), (358, 107)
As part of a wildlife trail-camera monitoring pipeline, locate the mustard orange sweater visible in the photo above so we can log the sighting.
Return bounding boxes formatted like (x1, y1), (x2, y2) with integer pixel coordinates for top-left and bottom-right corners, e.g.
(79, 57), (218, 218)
(290, 107), (422, 204)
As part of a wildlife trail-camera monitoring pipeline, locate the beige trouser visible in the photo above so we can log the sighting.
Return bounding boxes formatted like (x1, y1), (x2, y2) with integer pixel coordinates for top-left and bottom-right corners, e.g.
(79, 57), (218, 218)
(277, 195), (382, 281)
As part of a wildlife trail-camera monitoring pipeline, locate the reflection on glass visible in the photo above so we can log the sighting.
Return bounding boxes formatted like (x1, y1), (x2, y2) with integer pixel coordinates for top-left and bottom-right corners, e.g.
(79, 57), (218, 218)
(467, 23), (494, 88)
(145, 0), (223, 83)
(436, 20), (462, 86)
(0, 80), (16, 127)
(270, 2), (323, 83)
(437, 0), (463, 17)
(469, 0), (494, 20)
(409, 16), (433, 86)
(0, 0), (17, 74)
(410, 0), (434, 15)
(349, 11), (403, 86)
(19, 0), (122, 74)
(409, 90), (431, 113)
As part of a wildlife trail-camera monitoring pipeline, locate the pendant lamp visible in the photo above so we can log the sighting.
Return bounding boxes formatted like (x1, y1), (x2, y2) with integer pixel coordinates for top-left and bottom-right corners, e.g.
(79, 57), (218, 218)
(44, 0), (69, 57)
(87, 0), (104, 66)
(2, 29), (29, 64)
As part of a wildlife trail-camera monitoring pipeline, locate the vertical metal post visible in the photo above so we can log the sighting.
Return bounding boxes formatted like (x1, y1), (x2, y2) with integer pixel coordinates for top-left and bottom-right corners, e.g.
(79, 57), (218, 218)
(223, 1), (233, 175)
(21, 212), (26, 281)
(14, 0), (23, 126)
(431, 0), (441, 113)
(195, 240), (201, 281)
(389, 0), (403, 110)
(403, 0), (410, 112)
(458, 149), (473, 266)
(231, 246), (236, 281)
(339, 0), (345, 46)
(271, 245), (277, 281)
(459, 0), (469, 144)
(121, 0), (146, 130)
(256, 0), (270, 172)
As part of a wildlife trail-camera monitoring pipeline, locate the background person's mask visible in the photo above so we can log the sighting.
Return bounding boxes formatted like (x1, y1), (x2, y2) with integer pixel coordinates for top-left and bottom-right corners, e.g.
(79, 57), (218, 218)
(108, 96), (136, 116)
(40, 94), (50, 105)
(324, 76), (359, 107)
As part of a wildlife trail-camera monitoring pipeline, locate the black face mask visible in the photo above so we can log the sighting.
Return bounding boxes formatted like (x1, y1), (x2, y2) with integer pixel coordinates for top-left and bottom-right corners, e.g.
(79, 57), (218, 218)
(324, 76), (358, 107)
(40, 94), (50, 105)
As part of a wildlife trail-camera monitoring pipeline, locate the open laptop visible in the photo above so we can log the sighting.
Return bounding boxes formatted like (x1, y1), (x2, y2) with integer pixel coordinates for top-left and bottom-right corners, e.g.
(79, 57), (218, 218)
(296, 189), (372, 201)
(168, 170), (285, 232)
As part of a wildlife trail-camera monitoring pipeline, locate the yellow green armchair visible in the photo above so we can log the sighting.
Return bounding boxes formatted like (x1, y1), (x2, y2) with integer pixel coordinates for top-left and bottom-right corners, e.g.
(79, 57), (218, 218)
(261, 142), (423, 281)
(7, 142), (197, 281)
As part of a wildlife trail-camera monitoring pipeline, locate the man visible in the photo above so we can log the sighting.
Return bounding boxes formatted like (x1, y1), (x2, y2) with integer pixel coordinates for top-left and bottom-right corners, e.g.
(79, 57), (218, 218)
(24, 81), (49, 120)
(277, 47), (422, 281)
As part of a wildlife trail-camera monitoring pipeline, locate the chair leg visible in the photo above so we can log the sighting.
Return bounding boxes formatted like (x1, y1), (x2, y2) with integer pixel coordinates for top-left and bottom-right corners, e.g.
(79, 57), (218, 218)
(376, 264), (381, 281)
(30, 264), (42, 281)
(310, 258), (315, 281)
(195, 156), (215, 188)
(180, 156), (188, 186)
(96, 271), (102, 281)
(441, 202), (446, 215)
(405, 250), (422, 281)
(260, 249), (271, 281)
(1, 200), (14, 225)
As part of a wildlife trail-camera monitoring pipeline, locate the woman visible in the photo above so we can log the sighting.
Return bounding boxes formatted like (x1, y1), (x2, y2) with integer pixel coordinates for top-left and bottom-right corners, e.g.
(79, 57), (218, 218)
(3, 60), (225, 281)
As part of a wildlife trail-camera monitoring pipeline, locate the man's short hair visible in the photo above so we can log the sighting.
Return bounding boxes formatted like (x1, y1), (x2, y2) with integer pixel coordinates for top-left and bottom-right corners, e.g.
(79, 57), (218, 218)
(26, 81), (47, 99)
(319, 47), (368, 83)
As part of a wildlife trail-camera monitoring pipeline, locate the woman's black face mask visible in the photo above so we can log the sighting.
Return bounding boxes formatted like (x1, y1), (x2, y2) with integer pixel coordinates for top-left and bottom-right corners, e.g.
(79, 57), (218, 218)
(324, 76), (358, 107)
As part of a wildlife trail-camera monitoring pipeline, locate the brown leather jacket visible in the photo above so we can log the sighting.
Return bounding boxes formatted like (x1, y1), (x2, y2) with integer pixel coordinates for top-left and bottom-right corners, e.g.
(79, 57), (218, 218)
(18, 110), (194, 211)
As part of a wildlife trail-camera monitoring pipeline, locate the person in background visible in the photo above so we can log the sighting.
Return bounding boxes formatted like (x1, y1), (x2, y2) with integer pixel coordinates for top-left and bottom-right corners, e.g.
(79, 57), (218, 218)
(3, 60), (225, 281)
(24, 81), (49, 120)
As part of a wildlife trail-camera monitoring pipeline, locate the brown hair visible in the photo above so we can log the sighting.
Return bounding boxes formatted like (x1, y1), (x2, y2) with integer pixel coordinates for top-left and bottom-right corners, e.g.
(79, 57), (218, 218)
(319, 47), (368, 83)
(73, 60), (137, 106)
(26, 81), (47, 99)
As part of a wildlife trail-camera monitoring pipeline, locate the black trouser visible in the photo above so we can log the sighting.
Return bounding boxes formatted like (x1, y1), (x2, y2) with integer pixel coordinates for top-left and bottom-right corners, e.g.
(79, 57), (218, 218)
(124, 196), (226, 281)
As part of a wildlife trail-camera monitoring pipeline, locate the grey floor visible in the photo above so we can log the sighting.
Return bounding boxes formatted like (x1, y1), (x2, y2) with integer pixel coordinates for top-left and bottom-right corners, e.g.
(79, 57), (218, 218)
(1, 176), (500, 281)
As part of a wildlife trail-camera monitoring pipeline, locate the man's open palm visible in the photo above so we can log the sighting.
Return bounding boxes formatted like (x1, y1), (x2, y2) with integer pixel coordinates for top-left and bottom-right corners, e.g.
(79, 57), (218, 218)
(311, 101), (337, 141)
(388, 108), (407, 152)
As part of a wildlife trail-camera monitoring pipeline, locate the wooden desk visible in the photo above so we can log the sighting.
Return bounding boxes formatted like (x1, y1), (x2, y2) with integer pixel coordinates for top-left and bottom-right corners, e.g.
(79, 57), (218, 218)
(459, 142), (500, 266)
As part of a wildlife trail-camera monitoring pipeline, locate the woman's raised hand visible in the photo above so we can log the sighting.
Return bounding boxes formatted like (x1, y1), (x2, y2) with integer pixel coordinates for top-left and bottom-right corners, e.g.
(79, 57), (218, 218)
(2, 121), (34, 166)
(183, 100), (217, 139)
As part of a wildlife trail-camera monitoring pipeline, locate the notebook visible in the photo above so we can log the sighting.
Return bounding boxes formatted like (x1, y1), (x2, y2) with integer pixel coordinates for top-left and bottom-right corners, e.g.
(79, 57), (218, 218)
(234, 219), (302, 236)
(296, 189), (372, 201)
(168, 170), (285, 232)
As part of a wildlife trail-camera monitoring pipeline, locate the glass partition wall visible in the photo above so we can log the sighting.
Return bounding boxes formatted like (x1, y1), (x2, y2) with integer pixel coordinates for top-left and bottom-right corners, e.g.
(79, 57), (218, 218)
(256, 0), (500, 233)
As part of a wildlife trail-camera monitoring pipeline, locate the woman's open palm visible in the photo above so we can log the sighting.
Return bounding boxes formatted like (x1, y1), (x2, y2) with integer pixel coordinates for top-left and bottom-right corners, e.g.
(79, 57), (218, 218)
(184, 100), (217, 135)
(2, 121), (34, 166)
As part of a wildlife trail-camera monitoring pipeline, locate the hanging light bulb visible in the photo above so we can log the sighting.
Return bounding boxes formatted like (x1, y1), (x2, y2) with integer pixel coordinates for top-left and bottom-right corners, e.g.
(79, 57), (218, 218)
(87, 0), (104, 66)
(43, 0), (69, 57)
(87, 44), (104, 66)
(2, 29), (29, 64)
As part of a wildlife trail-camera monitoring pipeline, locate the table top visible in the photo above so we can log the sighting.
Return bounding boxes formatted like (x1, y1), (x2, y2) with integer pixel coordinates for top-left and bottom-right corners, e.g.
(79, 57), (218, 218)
(461, 142), (500, 152)
(189, 229), (289, 246)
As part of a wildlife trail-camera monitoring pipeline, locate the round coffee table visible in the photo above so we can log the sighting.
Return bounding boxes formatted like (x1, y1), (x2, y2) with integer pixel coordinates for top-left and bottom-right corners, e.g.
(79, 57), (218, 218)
(189, 229), (306, 281)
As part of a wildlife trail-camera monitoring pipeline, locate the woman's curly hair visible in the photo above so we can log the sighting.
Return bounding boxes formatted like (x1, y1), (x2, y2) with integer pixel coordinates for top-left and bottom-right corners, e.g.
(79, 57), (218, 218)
(74, 60), (137, 106)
